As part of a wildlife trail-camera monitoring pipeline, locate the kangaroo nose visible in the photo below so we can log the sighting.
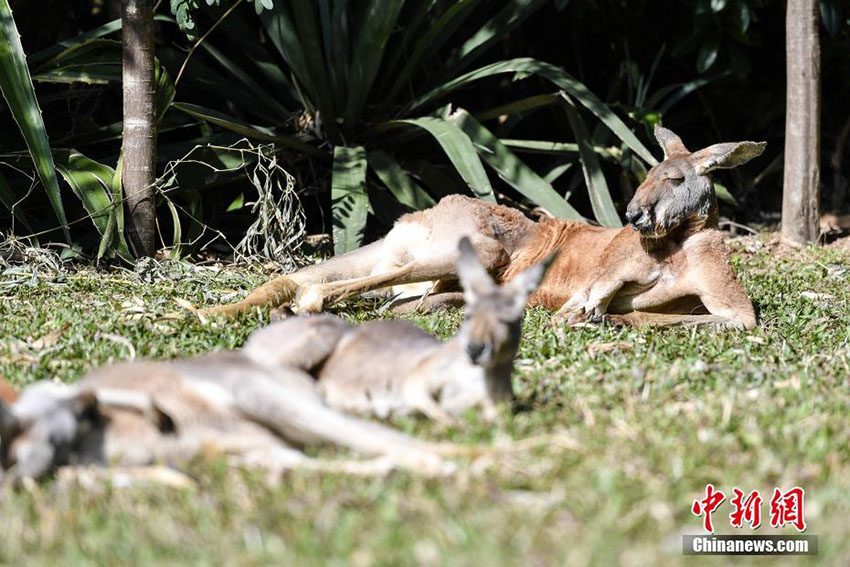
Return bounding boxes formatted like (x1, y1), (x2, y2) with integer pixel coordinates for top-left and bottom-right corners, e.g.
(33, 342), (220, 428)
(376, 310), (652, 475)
(466, 342), (486, 363)
(625, 205), (649, 231)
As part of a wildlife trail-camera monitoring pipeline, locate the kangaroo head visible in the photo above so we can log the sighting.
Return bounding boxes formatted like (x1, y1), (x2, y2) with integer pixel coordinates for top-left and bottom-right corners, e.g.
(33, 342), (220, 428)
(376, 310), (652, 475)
(0, 382), (174, 480)
(455, 237), (552, 378)
(0, 382), (102, 480)
(625, 125), (766, 238)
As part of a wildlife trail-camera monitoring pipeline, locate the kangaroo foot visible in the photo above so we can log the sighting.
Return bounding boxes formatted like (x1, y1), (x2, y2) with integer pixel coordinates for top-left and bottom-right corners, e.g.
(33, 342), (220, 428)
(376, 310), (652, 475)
(198, 277), (300, 318)
(292, 284), (327, 314)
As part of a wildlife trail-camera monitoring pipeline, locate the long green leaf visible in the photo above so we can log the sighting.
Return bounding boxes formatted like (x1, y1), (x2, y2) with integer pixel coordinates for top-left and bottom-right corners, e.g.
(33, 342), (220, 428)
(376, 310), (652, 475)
(171, 103), (325, 157)
(449, 109), (583, 221)
(367, 150), (436, 211)
(154, 58), (175, 124)
(290, 0), (338, 138)
(562, 96), (620, 228)
(501, 138), (620, 160)
(199, 42), (289, 120)
(32, 39), (121, 85)
(384, 0), (480, 104)
(221, 11), (300, 108)
(58, 113), (192, 148)
(542, 161), (574, 184)
(0, 0), (69, 241)
(53, 150), (115, 236)
(655, 73), (731, 114)
(30, 19), (122, 65)
(475, 93), (560, 122)
(343, 0), (404, 132)
(260, 4), (316, 101)
(159, 49), (276, 121)
(318, 0), (349, 111)
(406, 57), (658, 166)
(442, 0), (548, 78)
(28, 14), (171, 65)
(54, 150), (131, 261)
(332, 146), (369, 254)
(179, 189), (204, 251)
(366, 181), (411, 227)
(164, 197), (183, 259)
(379, 0), (437, 85)
(407, 159), (462, 198)
(97, 152), (130, 261)
(374, 117), (495, 202)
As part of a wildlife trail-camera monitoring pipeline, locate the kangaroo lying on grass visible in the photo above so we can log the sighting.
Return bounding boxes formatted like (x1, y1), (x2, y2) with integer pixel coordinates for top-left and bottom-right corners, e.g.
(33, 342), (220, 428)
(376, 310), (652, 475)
(0, 354), (468, 482)
(243, 237), (552, 423)
(202, 126), (764, 329)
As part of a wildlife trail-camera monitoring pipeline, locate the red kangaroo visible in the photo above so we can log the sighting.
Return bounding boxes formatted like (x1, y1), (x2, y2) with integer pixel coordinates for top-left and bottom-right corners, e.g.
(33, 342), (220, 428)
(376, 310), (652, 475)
(202, 125), (765, 329)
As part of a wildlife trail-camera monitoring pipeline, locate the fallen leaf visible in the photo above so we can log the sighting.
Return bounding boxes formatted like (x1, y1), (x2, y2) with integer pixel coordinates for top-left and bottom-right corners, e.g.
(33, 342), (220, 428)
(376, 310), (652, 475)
(29, 323), (70, 349)
(173, 297), (196, 311)
(586, 341), (632, 358)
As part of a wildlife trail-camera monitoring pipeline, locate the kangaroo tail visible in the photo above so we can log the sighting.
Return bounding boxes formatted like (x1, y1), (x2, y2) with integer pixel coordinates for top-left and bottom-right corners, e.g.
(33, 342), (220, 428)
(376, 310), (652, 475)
(198, 239), (388, 318)
(199, 276), (300, 317)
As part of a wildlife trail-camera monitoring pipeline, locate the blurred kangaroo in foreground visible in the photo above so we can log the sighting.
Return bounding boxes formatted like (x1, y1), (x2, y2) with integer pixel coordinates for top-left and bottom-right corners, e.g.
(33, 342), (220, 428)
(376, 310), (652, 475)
(243, 238), (552, 423)
(0, 355), (468, 482)
(202, 126), (765, 329)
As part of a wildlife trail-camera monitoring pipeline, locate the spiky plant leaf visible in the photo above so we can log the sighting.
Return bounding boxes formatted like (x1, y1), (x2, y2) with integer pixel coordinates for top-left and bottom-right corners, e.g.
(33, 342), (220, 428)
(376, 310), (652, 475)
(0, 0), (69, 240)
(449, 109), (584, 220)
(331, 146), (369, 254)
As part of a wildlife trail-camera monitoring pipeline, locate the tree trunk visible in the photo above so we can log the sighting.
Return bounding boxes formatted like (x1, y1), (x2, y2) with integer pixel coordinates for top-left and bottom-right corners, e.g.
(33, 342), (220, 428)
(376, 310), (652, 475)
(122, 0), (157, 257)
(782, 0), (821, 245)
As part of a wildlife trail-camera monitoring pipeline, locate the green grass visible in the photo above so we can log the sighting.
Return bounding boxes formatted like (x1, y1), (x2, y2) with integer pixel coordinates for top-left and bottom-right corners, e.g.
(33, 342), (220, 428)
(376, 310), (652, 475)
(1, 238), (849, 566)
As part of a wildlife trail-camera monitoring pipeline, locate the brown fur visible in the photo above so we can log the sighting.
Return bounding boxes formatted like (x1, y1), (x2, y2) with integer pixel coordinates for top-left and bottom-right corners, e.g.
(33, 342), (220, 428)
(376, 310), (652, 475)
(201, 126), (764, 329)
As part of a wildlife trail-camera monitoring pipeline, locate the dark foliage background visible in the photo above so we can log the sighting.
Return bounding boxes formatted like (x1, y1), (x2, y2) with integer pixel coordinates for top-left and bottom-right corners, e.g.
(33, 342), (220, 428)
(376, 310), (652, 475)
(0, 0), (847, 258)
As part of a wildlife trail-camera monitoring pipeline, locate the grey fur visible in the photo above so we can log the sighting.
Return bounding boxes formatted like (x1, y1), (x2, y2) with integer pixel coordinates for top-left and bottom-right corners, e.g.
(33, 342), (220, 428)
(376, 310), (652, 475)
(243, 237), (553, 423)
(0, 353), (455, 481)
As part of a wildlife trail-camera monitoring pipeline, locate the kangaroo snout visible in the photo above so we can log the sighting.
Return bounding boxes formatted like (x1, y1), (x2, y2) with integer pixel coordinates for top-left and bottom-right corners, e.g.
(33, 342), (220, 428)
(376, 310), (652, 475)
(466, 341), (491, 364)
(625, 203), (652, 232)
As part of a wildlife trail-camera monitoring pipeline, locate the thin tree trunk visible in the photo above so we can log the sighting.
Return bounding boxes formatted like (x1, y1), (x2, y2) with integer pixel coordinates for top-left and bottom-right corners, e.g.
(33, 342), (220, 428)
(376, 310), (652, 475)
(782, 0), (821, 245)
(122, 0), (157, 257)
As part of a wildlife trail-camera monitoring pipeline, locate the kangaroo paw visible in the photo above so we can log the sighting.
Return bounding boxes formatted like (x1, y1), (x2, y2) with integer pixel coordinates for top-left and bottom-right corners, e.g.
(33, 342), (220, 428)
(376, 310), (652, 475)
(269, 304), (295, 321)
(292, 284), (327, 314)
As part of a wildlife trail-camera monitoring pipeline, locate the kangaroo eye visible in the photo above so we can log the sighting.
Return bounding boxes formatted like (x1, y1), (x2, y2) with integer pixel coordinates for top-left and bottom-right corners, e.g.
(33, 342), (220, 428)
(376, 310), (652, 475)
(669, 175), (685, 185)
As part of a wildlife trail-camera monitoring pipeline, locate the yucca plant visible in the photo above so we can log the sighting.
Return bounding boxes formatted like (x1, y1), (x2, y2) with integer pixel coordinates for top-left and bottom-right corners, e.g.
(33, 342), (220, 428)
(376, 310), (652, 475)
(169, 0), (659, 253)
(0, 1), (176, 259)
(0, 0), (660, 259)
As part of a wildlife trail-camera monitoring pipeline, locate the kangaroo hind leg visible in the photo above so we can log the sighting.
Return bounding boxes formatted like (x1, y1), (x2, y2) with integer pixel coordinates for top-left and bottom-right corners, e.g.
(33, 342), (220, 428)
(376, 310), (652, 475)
(199, 239), (387, 317)
(293, 235), (506, 313)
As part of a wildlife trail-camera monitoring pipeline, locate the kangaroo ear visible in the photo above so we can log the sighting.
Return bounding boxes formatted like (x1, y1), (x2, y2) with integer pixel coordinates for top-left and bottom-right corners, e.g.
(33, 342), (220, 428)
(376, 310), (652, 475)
(69, 391), (99, 418)
(654, 124), (690, 159)
(503, 251), (557, 310)
(457, 236), (495, 299)
(67, 391), (103, 431)
(690, 141), (767, 175)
